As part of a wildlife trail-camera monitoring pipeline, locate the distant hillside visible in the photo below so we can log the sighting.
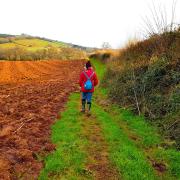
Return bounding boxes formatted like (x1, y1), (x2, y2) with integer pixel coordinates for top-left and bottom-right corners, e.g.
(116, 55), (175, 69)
(0, 34), (90, 60)
(0, 33), (97, 51)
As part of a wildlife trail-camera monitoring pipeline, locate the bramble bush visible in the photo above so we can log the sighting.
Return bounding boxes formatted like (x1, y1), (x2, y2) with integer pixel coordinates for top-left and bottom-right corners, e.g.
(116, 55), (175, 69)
(103, 29), (180, 148)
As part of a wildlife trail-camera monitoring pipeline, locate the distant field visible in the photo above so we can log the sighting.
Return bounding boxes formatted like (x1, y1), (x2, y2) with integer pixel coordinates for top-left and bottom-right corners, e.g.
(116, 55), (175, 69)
(0, 37), (7, 41)
(0, 38), (67, 51)
(0, 36), (87, 60)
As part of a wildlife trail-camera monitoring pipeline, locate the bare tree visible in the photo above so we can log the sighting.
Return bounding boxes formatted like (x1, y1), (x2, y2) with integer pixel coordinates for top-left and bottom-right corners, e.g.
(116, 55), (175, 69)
(142, 0), (179, 37)
(102, 42), (111, 49)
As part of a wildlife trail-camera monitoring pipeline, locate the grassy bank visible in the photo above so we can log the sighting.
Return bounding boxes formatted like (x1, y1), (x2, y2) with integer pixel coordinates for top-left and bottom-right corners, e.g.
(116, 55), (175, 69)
(101, 29), (180, 148)
(92, 58), (180, 179)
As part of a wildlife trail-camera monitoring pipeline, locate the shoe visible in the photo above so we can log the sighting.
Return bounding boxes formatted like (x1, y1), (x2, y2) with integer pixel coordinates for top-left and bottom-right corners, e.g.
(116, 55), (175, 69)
(87, 111), (91, 117)
(81, 99), (86, 113)
(87, 102), (91, 116)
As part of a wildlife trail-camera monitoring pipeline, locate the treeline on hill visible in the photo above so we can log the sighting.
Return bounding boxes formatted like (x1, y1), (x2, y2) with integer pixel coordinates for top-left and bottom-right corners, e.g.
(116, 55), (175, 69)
(0, 46), (86, 60)
(0, 34), (87, 60)
(92, 28), (180, 149)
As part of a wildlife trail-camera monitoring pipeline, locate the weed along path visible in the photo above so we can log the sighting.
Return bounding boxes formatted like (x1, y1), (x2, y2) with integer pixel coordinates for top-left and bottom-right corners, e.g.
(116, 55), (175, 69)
(39, 59), (180, 180)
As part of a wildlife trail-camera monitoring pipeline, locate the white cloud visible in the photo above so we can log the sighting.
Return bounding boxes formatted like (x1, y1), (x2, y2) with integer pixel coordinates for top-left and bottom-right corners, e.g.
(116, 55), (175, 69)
(0, 0), (180, 48)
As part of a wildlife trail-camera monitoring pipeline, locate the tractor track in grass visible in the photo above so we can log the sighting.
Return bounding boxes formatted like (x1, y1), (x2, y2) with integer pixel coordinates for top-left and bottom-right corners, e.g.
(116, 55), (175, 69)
(81, 113), (120, 180)
(39, 93), (120, 180)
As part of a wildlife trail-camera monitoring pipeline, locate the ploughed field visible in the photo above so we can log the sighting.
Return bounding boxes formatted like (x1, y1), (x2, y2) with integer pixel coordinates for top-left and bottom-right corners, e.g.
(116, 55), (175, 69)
(0, 60), (83, 179)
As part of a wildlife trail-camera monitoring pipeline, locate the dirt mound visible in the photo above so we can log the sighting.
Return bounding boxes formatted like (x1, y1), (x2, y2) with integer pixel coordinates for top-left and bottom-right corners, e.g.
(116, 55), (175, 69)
(0, 60), (83, 179)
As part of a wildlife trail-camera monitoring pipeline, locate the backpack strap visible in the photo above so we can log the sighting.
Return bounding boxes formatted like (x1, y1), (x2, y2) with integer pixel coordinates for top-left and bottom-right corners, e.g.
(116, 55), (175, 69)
(89, 72), (94, 79)
(83, 71), (94, 79)
(83, 71), (90, 79)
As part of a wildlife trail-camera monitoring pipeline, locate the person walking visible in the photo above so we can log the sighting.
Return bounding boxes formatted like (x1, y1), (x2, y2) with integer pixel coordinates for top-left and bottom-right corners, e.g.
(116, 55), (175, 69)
(79, 60), (98, 113)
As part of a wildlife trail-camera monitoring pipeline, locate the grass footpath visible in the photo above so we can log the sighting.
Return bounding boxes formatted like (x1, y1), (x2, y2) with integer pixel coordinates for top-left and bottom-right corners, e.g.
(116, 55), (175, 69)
(39, 94), (90, 179)
(39, 58), (180, 180)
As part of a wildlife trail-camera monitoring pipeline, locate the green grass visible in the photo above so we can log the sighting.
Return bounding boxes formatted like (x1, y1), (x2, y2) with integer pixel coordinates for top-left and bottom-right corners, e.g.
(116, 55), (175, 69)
(110, 107), (161, 147)
(94, 100), (180, 179)
(91, 58), (106, 80)
(93, 104), (157, 180)
(39, 94), (91, 180)
(154, 149), (180, 178)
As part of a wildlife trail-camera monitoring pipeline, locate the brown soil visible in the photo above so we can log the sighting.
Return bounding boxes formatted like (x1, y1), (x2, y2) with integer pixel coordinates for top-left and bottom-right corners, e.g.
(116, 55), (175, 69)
(152, 161), (166, 173)
(148, 157), (167, 174)
(81, 114), (120, 180)
(0, 60), (83, 179)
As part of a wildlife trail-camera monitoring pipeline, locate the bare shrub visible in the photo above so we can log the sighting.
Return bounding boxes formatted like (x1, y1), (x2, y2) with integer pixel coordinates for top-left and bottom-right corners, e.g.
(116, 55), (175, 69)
(142, 0), (179, 37)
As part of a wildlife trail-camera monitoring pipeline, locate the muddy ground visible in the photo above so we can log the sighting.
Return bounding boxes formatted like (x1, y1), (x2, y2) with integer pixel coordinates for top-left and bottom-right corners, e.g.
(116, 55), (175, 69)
(0, 60), (83, 179)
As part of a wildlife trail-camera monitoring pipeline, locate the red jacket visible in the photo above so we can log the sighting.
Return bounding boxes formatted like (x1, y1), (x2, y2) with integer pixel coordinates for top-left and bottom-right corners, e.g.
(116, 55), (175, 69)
(79, 68), (98, 92)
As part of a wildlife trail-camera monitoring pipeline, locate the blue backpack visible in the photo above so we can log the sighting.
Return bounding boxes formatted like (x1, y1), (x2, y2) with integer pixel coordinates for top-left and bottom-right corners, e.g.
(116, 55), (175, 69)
(83, 71), (94, 90)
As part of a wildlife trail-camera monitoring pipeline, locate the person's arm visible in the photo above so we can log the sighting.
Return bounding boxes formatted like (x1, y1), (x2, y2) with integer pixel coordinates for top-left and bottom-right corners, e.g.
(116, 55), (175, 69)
(79, 72), (83, 87)
(93, 72), (98, 86)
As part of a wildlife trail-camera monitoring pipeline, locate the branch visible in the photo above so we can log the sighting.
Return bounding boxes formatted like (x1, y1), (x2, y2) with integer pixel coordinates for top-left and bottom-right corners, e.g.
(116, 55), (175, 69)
(166, 120), (179, 130)
(131, 69), (141, 116)
(14, 118), (33, 134)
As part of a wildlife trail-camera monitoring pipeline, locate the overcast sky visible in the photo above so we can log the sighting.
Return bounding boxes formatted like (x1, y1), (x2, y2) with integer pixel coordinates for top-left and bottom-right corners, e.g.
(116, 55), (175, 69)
(0, 0), (180, 48)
